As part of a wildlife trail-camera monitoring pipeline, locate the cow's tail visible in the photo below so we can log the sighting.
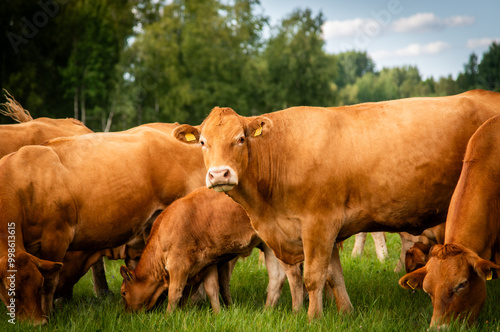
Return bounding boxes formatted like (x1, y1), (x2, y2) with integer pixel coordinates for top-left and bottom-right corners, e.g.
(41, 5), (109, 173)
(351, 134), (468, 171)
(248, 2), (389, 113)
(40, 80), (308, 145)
(0, 89), (33, 123)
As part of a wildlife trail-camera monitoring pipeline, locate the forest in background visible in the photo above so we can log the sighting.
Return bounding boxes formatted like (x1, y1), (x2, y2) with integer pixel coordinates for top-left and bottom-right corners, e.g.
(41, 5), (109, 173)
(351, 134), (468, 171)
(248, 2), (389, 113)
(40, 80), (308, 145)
(1, 0), (499, 131)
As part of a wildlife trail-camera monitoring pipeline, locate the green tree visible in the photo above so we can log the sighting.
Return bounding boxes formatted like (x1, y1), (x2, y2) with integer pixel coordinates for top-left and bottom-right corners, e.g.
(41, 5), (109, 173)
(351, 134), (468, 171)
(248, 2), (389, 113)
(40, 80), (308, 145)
(60, 0), (137, 130)
(128, 0), (267, 124)
(335, 51), (375, 89)
(456, 53), (479, 92)
(261, 8), (338, 112)
(478, 42), (500, 92)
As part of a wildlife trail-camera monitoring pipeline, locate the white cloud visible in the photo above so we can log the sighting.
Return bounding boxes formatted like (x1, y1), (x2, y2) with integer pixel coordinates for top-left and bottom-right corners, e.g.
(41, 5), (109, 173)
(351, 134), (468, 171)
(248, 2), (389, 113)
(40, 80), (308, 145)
(372, 41), (451, 59)
(322, 12), (475, 42)
(466, 37), (500, 49)
(322, 18), (369, 39)
(392, 13), (475, 33)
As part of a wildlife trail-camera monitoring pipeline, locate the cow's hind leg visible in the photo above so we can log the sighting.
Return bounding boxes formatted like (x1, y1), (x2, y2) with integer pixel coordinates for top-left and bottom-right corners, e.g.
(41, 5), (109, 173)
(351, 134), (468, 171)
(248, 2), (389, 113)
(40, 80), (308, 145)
(326, 245), (353, 313)
(371, 232), (388, 261)
(203, 265), (221, 313)
(218, 259), (235, 306)
(351, 232), (367, 257)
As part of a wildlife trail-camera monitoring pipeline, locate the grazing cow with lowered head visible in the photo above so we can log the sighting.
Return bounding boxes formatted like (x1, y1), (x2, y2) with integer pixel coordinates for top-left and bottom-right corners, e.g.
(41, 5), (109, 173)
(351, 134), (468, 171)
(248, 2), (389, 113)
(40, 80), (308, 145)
(173, 90), (500, 319)
(120, 188), (299, 313)
(0, 126), (205, 325)
(400, 115), (500, 327)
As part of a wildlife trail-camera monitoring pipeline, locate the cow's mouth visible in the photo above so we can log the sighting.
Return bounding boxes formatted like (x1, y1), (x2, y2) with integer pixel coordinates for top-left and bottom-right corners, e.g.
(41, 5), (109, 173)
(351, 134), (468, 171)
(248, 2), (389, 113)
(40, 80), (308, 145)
(212, 184), (235, 192)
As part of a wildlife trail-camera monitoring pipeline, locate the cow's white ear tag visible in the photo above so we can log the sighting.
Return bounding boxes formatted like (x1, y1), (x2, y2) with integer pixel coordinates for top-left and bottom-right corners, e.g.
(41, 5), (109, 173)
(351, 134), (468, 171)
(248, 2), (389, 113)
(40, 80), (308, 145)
(254, 126), (262, 137)
(185, 133), (196, 142)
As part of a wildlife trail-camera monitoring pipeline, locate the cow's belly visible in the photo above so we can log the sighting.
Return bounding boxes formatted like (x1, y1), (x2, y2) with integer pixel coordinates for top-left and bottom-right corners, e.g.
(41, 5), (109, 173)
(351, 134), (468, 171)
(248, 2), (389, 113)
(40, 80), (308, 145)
(69, 206), (159, 250)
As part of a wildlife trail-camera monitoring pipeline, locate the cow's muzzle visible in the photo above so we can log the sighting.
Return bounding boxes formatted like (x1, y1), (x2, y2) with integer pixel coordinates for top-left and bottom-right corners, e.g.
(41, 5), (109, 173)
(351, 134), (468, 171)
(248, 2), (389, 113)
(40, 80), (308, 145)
(206, 166), (238, 192)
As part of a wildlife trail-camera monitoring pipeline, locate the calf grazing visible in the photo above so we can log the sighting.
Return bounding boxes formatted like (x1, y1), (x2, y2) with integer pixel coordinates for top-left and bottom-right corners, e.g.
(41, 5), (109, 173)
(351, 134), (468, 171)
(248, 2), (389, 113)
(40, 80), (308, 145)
(173, 90), (500, 319)
(403, 223), (445, 273)
(120, 188), (296, 313)
(400, 115), (500, 327)
(0, 127), (205, 324)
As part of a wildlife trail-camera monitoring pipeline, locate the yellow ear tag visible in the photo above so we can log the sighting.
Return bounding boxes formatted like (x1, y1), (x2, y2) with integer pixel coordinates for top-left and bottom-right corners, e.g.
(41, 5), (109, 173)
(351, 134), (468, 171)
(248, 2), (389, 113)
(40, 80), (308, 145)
(254, 126), (262, 137)
(185, 133), (196, 142)
(487, 270), (493, 281)
(407, 280), (416, 290)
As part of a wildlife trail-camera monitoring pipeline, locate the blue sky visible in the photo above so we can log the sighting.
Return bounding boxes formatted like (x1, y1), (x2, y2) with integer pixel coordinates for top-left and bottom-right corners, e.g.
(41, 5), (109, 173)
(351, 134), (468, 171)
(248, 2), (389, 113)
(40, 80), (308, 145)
(258, 0), (500, 79)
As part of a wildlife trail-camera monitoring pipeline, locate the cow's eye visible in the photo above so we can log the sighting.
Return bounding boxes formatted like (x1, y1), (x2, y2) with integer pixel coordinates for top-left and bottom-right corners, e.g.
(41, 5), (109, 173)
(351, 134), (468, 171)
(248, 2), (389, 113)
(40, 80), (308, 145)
(200, 140), (206, 147)
(237, 137), (245, 145)
(454, 280), (468, 294)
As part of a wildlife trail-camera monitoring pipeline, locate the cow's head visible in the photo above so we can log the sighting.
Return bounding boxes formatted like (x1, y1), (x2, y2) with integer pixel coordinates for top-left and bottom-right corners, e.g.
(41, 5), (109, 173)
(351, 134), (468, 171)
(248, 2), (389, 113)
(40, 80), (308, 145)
(0, 251), (62, 325)
(173, 107), (273, 192)
(120, 265), (167, 312)
(405, 242), (431, 273)
(399, 244), (500, 327)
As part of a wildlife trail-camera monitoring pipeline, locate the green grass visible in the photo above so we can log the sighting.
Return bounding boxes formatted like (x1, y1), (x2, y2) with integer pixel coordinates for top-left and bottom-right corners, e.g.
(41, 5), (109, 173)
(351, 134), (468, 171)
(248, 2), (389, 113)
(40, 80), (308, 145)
(3, 233), (500, 331)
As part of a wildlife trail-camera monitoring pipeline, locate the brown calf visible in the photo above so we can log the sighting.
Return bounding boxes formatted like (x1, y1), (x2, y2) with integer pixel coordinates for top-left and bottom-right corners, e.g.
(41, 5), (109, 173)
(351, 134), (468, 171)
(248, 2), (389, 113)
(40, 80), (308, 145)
(120, 188), (299, 313)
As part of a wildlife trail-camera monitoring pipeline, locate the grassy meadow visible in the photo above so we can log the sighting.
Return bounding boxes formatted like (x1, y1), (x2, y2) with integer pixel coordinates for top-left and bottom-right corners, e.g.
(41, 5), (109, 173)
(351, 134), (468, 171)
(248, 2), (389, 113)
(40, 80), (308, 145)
(3, 233), (500, 331)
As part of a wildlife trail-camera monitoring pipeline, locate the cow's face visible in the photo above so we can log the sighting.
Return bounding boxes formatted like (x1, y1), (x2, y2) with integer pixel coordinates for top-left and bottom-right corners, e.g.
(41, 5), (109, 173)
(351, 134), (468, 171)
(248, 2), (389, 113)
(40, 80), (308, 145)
(173, 107), (273, 192)
(0, 252), (62, 325)
(120, 266), (166, 312)
(399, 244), (500, 327)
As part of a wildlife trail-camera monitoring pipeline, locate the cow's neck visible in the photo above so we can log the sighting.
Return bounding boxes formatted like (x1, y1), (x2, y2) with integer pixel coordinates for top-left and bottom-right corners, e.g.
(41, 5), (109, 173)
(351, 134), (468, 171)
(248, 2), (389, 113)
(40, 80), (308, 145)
(135, 239), (165, 284)
(445, 183), (500, 260)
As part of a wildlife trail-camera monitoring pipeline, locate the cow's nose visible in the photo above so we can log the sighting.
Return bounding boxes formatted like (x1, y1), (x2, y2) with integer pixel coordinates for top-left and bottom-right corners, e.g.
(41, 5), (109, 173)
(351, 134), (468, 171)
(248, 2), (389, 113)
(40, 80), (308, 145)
(206, 166), (238, 191)
(208, 168), (231, 182)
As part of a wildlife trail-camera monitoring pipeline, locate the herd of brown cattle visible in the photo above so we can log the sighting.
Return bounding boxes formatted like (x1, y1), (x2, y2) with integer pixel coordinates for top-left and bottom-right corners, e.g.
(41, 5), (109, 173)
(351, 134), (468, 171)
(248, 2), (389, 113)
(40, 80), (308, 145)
(1, 89), (500, 328)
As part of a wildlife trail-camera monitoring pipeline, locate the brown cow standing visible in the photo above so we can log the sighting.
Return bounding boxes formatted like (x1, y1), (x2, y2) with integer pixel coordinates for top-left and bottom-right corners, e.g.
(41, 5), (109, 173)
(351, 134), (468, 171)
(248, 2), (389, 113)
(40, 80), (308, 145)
(0, 127), (205, 325)
(173, 90), (500, 320)
(120, 187), (296, 313)
(400, 114), (500, 327)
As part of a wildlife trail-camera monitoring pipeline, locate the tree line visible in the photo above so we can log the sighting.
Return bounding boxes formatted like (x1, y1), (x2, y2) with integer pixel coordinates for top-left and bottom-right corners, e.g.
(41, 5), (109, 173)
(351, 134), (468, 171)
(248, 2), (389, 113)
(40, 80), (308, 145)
(1, 0), (499, 131)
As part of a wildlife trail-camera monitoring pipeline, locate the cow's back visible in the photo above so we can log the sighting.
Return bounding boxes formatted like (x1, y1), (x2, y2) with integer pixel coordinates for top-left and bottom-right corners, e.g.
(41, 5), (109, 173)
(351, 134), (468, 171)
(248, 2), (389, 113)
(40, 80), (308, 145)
(0, 128), (205, 251)
(0, 117), (92, 157)
(151, 187), (259, 259)
(244, 90), (500, 239)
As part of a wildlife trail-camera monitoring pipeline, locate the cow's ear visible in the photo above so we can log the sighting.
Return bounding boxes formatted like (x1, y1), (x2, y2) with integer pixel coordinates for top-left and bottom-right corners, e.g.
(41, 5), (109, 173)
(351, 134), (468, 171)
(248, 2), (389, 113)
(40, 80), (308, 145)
(399, 266), (427, 290)
(173, 124), (200, 144)
(246, 116), (273, 138)
(473, 259), (500, 281)
(120, 265), (135, 283)
(24, 252), (63, 278)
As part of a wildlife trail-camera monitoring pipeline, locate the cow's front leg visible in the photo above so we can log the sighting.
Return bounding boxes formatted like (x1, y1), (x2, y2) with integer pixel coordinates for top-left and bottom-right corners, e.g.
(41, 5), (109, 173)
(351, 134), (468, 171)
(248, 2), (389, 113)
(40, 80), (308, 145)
(327, 245), (353, 313)
(40, 231), (72, 316)
(166, 269), (189, 313)
(302, 221), (340, 320)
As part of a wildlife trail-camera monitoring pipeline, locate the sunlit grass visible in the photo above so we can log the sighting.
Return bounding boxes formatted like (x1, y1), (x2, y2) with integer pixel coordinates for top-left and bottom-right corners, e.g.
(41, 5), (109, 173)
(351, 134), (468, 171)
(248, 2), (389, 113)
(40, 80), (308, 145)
(3, 233), (500, 331)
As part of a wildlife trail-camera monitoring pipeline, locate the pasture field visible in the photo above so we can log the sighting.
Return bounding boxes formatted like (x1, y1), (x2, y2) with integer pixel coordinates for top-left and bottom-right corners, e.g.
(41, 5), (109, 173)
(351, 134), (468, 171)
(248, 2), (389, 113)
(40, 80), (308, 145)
(3, 233), (500, 331)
